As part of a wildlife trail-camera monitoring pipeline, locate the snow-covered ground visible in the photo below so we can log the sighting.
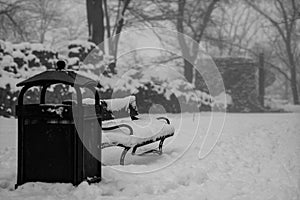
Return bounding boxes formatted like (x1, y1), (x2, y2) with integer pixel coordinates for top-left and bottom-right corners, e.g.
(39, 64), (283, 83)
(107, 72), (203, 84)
(0, 113), (300, 200)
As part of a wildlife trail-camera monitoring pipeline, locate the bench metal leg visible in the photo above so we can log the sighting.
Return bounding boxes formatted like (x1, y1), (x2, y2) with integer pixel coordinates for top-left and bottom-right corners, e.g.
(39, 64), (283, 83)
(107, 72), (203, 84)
(120, 147), (130, 165)
(131, 138), (166, 156)
(132, 146), (138, 155)
(158, 138), (165, 155)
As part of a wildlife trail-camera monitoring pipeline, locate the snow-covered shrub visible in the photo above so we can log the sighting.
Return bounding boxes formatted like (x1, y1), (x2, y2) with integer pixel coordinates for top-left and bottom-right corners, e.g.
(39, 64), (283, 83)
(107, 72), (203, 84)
(67, 40), (103, 65)
(67, 40), (116, 76)
(2, 41), (58, 70)
(92, 65), (217, 113)
(30, 44), (58, 69)
(0, 40), (114, 117)
(0, 85), (18, 117)
(134, 82), (182, 113)
(0, 40), (58, 81)
(212, 92), (233, 111)
(0, 40), (64, 116)
(0, 40), (232, 117)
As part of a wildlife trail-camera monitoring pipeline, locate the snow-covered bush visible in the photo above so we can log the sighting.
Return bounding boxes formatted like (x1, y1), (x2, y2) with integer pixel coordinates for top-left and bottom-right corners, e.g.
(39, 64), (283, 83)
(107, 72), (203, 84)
(0, 40), (231, 117)
(0, 40), (64, 116)
(68, 40), (103, 66)
(67, 40), (115, 76)
(87, 64), (218, 113)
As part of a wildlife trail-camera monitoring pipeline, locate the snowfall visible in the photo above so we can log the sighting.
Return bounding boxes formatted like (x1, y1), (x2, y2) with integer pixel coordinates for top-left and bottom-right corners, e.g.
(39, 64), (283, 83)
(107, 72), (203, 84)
(0, 112), (300, 200)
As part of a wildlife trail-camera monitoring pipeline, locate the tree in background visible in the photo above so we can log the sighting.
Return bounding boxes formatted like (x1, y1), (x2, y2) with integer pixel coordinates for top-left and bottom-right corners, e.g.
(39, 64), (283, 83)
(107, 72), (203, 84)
(178, 0), (220, 83)
(86, 0), (104, 51)
(201, 0), (299, 104)
(0, 0), (63, 43)
(0, 0), (28, 41)
(128, 0), (220, 83)
(103, 0), (131, 74)
(1, 0), (299, 105)
(86, 0), (132, 74)
(245, 0), (300, 104)
(206, 1), (261, 56)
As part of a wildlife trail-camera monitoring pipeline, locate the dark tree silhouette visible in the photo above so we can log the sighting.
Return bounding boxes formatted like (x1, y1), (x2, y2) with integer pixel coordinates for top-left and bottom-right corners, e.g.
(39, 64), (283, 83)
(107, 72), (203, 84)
(86, 0), (105, 51)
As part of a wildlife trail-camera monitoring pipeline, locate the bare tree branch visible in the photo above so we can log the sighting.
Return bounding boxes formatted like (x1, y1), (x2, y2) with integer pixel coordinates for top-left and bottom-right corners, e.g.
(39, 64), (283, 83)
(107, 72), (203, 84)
(244, 0), (287, 42)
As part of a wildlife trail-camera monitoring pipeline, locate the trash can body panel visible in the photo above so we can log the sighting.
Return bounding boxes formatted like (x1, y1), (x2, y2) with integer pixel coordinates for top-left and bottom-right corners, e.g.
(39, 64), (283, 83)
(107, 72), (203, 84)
(83, 119), (102, 178)
(23, 122), (75, 183)
(16, 104), (102, 187)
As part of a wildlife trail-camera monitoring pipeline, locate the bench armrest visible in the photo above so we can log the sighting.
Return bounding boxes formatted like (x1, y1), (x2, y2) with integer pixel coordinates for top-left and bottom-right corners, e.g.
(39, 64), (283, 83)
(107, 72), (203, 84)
(102, 124), (133, 135)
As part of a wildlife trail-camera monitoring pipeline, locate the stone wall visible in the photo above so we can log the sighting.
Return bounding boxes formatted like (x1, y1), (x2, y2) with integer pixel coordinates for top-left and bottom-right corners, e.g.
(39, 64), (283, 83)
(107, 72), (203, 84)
(196, 57), (272, 112)
(214, 57), (263, 112)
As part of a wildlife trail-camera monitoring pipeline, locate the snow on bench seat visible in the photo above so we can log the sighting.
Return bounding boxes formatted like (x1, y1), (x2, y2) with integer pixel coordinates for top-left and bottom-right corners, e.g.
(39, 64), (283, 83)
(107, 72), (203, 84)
(102, 118), (175, 147)
(83, 96), (175, 150)
(83, 96), (136, 112)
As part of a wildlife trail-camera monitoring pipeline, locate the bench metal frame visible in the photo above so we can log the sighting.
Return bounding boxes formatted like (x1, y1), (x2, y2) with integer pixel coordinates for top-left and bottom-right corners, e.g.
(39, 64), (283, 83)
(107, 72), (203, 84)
(101, 117), (174, 165)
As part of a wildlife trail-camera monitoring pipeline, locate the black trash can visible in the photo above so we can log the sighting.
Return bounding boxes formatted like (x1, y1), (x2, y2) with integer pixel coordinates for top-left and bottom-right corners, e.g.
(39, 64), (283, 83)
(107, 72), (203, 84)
(15, 62), (102, 188)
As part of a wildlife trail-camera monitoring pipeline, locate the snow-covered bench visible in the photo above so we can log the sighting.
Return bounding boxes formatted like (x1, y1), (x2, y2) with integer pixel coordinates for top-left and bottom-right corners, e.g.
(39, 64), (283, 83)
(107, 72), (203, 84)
(83, 96), (175, 165)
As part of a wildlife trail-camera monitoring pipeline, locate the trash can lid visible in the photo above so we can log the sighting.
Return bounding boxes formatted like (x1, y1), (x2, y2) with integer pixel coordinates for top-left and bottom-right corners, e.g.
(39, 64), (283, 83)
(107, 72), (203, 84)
(17, 70), (100, 88)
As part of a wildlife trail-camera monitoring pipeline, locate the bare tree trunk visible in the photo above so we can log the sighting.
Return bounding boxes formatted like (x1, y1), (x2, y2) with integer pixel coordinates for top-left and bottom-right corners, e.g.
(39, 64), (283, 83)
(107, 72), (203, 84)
(258, 53), (265, 106)
(183, 59), (194, 83)
(86, 0), (105, 51)
(102, 0), (130, 75)
(290, 65), (299, 104)
(177, 0), (193, 83)
(112, 0), (131, 61)
(286, 33), (299, 104)
(103, 0), (113, 56)
(177, 0), (219, 83)
(284, 78), (289, 99)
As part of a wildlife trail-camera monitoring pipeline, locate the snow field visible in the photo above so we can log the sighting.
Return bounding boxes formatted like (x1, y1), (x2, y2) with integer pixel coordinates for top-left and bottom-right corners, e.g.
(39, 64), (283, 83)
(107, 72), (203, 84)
(0, 113), (299, 199)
